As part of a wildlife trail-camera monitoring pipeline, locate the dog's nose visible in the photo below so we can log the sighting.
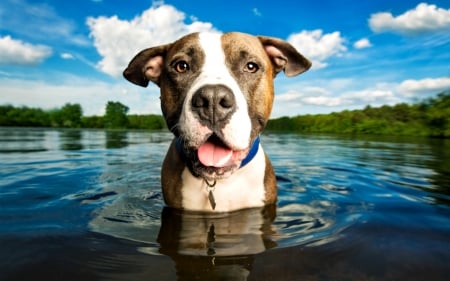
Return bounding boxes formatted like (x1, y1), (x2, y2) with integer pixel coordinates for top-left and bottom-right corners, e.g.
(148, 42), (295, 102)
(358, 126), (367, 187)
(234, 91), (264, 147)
(191, 85), (236, 125)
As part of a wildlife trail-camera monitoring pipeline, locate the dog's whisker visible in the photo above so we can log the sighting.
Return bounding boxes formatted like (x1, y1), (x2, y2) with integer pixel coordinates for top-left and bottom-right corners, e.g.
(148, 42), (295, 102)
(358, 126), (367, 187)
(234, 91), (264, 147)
(169, 123), (179, 134)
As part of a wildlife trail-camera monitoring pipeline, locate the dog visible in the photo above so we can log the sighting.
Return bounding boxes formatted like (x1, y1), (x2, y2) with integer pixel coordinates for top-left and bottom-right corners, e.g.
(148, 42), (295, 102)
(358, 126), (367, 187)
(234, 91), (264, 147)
(123, 32), (311, 212)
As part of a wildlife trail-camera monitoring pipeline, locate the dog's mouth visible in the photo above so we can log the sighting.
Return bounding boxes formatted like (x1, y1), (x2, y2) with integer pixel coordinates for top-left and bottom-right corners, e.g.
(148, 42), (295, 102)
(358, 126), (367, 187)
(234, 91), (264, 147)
(185, 134), (250, 180)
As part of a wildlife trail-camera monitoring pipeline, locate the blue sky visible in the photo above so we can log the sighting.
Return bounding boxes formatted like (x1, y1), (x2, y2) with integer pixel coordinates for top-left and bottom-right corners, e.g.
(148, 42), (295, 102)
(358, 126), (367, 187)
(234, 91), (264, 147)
(1, 0), (449, 117)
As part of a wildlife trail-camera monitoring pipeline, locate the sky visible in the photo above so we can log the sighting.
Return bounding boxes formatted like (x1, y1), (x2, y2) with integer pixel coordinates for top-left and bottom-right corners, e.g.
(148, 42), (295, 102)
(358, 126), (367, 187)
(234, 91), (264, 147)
(1, 0), (450, 118)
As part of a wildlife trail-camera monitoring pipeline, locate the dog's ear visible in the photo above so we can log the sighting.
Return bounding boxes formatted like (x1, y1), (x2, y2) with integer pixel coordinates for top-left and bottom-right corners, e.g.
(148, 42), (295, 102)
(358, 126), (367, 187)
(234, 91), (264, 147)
(258, 36), (312, 77)
(123, 44), (172, 87)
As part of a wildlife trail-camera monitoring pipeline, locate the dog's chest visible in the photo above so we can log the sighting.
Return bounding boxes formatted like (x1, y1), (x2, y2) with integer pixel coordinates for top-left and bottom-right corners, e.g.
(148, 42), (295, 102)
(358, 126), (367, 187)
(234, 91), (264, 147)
(180, 147), (267, 212)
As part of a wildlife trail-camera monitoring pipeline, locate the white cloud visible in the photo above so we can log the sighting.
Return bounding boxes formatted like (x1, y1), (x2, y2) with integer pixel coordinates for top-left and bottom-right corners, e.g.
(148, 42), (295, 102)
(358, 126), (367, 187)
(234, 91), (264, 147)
(353, 38), (372, 49)
(252, 8), (262, 17)
(87, 3), (218, 77)
(0, 77), (161, 116)
(0, 35), (52, 65)
(273, 87), (398, 117)
(369, 3), (450, 36)
(287, 29), (347, 69)
(60, 53), (74, 60)
(344, 88), (398, 106)
(397, 77), (450, 96)
(277, 87), (328, 102)
(302, 95), (344, 107)
(279, 87), (394, 108)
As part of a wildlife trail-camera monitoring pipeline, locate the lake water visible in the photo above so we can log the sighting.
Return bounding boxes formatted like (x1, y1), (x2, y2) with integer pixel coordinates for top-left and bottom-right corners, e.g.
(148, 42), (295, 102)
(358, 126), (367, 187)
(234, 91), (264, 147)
(1, 127), (449, 281)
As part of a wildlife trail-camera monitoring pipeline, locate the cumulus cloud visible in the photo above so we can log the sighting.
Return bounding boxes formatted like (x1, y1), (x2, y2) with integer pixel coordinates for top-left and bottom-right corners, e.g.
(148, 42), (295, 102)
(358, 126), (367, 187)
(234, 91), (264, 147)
(0, 35), (52, 65)
(273, 87), (398, 117)
(302, 95), (344, 107)
(369, 3), (450, 35)
(87, 3), (218, 77)
(277, 87), (328, 103)
(353, 38), (372, 49)
(344, 88), (398, 106)
(397, 77), (450, 96)
(287, 29), (347, 69)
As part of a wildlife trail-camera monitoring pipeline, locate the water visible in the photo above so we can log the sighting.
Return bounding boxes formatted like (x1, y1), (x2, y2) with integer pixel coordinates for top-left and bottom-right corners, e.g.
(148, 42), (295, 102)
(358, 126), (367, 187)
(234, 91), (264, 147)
(0, 127), (449, 280)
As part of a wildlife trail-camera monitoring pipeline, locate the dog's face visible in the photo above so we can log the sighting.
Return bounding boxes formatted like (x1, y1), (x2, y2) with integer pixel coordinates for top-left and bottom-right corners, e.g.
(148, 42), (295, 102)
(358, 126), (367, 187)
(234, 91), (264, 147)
(124, 32), (311, 180)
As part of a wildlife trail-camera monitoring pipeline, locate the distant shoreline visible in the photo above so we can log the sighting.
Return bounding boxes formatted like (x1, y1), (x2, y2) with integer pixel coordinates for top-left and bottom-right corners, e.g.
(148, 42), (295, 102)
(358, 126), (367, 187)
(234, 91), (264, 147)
(1, 92), (449, 138)
(266, 92), (449, 138)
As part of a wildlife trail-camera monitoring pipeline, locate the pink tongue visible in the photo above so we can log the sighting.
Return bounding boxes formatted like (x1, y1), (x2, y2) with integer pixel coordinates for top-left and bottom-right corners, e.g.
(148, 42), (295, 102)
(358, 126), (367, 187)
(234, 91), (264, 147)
(197, 141), (233, 168)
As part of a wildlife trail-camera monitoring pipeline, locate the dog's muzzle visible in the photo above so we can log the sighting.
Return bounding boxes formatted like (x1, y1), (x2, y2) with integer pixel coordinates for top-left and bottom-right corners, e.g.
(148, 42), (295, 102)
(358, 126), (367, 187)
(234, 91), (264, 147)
(177, 84), (253, 180)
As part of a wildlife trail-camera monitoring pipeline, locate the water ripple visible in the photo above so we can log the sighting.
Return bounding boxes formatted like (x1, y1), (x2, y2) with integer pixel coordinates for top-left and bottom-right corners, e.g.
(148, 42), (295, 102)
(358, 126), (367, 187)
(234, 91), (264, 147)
(1, 129), (449, 280)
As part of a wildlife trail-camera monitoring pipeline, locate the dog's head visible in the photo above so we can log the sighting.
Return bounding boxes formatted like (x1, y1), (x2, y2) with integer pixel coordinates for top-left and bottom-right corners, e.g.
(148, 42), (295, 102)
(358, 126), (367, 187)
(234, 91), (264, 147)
(124, 32), (311, 180)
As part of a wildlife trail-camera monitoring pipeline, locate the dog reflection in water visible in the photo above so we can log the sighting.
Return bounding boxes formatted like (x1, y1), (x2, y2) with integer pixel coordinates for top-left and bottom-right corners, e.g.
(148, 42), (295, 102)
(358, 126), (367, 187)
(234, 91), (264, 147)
(158, 205), (276, 279)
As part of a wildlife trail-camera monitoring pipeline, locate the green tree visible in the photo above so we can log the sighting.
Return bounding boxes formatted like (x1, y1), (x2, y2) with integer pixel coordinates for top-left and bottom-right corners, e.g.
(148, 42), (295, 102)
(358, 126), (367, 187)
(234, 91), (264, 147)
(128, 114), (167, 130)
(0, 105), (14, 125)
(104, 101), (129, 128)
(81, 116), (104, 128)
(61, 103), (82, 127)
(1, 105), (50, 127)
(51, 103), (83, 127)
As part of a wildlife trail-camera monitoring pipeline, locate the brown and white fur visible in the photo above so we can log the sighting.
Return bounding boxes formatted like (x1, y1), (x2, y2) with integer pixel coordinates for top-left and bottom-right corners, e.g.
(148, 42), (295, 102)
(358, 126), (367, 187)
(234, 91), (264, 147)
(124, 32), (311, 212)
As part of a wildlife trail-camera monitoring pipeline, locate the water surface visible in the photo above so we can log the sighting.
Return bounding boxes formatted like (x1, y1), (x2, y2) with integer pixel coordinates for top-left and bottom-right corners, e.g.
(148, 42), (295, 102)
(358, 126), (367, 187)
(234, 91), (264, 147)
(1, 128), (449, 280)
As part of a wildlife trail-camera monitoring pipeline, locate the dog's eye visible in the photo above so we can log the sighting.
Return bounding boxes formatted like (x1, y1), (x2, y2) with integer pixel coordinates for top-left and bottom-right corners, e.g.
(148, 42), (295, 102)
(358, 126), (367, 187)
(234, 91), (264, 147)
(174, 61), (190, 73)
(244, 62), (259, 73)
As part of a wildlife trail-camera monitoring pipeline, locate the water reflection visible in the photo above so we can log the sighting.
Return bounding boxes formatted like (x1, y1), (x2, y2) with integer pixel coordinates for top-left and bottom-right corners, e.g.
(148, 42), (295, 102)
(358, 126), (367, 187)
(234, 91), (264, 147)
(59, 129), (83, 150)
(427, 138), (450, 201)
(157, 206), (276, 280)
(88, 182), (355, 279)
(105, 130), (128, 148)
(0, 127), (48, 153)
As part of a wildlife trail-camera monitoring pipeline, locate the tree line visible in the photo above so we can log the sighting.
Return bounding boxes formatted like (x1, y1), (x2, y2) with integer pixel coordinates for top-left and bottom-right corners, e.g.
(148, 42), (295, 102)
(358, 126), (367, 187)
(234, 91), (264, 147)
(266, 92), (450, 138)
(0, 101), (166, 130)
(1, 92), (449, 137)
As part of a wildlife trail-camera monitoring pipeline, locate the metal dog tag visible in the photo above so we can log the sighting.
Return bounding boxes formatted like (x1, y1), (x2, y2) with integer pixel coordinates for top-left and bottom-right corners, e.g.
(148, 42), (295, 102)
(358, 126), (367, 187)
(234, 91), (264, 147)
(208, 190), (216, 210)
(204, 179), (217, 210)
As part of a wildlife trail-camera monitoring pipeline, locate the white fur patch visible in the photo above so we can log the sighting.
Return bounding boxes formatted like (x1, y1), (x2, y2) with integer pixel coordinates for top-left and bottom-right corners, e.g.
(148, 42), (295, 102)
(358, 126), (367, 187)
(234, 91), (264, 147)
(178, 32), (252, 150)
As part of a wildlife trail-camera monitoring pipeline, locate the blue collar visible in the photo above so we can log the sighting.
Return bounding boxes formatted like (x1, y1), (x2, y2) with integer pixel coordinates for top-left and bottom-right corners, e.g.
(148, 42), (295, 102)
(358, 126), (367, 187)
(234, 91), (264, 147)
(175, 136), (260, 169)
(239, 136), (260, 168)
